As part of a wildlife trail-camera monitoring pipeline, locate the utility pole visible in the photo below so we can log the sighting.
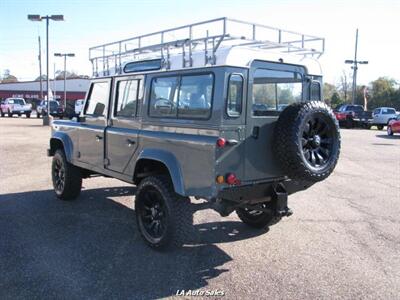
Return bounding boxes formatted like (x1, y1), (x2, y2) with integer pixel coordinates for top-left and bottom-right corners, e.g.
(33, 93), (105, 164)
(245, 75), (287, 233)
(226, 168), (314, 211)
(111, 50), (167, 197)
(345, 29), (368, 105)
(54, 53), (75, 110)
(28, 14), (64, 125)
(38, 36), (43, 99)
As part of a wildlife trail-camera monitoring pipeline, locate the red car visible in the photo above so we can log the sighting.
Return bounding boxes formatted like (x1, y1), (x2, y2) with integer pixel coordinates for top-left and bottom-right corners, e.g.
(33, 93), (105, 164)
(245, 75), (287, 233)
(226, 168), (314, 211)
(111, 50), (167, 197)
(387, 115), (400, 135)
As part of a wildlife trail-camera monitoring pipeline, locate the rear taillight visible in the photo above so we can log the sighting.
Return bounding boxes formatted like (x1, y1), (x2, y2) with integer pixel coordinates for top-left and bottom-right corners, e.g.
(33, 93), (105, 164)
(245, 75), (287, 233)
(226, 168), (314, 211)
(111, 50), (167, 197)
(216, 137), (226, 148)
(226, 173), (240, 185)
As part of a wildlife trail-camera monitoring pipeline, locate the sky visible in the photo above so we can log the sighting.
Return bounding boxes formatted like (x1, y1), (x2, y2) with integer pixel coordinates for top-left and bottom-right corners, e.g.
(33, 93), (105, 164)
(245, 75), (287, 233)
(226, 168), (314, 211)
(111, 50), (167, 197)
(0, 0), (399, 85)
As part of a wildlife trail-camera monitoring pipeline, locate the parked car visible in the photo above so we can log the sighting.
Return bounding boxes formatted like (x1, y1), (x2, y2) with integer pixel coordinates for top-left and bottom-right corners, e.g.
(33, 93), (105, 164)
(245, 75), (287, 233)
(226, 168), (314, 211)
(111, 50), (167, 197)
(0, 98), (32, 118)
(334, 104), (372, 128)
(74, 99), (85, 116)
(47, 18), (341, 250)
(387, 114), (400, 136)
(371, 107), (397, 130)
(36, 100), (64, 118)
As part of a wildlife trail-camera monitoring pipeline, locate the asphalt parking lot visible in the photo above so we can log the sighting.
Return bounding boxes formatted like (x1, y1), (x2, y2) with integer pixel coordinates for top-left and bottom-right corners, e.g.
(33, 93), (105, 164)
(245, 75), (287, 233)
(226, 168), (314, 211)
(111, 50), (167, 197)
(0, 117), (399, 299)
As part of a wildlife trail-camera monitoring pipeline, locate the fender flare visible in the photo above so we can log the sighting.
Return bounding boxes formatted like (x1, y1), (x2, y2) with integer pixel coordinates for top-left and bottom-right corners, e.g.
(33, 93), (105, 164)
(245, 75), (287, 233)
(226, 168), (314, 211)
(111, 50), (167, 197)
(49, 132), (74, 162)
(135, 148), (185, 196)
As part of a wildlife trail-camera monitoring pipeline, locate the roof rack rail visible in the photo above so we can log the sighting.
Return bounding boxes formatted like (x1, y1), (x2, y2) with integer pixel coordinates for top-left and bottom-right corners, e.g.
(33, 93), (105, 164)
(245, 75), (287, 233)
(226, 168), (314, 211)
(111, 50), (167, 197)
(89, 17), (325, 77)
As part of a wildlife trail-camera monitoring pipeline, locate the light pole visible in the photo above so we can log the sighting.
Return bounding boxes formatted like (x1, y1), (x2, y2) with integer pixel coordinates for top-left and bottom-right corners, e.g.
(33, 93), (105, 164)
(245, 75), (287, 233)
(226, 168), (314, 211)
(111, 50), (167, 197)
(54, 53), (75, 111)
(28, 14), (64, 125)
(345, 29), (368, 105)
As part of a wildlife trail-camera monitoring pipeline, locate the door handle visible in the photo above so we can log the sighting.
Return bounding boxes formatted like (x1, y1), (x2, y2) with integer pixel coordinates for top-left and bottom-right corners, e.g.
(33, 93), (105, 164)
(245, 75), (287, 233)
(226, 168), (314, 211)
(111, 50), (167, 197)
(252, 126), (260, 139)
(96, 135), (103, 142)
(126, 138), (136, 147)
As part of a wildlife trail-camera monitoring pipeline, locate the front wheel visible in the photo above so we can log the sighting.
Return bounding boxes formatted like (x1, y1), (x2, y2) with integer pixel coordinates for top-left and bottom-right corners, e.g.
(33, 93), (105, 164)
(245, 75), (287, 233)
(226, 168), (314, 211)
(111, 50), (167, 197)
(135, 176), (192, 249)
(51, 149), (82, 200)
(8, 110), (12, 117)
(26, 113), (31, 118)
(387, 126), (393, 136)
(236, 205), (281, 229)
(0, 110), (4, 117)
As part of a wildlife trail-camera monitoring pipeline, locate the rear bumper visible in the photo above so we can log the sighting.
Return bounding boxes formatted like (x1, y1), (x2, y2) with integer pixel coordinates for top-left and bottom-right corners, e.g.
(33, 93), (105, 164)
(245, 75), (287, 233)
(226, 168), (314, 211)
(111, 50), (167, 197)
(216, 177), (314, 204)
(11, 110), (31, 114)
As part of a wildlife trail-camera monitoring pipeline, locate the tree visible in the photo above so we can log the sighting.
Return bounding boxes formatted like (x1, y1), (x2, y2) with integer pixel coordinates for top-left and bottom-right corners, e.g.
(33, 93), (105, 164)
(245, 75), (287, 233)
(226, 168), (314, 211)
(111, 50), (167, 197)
(55, 70), (79, 80)
(35, 75), (48, 81)
(1, 74), (18, 83)
(368, 77), (399, 110)
(338, 70), (351, 102)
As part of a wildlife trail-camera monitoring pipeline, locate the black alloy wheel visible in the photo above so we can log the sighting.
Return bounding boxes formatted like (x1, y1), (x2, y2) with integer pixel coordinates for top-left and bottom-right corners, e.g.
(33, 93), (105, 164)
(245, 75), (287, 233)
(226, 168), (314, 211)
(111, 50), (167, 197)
(53, 156), (66, 193)
(137, 186), (168, 243)
(301, 115), (334, 169)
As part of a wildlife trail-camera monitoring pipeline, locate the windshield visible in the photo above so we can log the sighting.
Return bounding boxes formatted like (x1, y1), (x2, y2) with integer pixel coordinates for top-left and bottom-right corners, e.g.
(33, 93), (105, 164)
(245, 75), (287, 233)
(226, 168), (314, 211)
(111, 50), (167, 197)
(9, 99), (25, 105)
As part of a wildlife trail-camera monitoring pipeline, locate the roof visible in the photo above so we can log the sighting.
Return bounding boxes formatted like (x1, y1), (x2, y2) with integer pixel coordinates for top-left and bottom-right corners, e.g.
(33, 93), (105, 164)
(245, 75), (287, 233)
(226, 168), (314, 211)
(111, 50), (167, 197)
(0, 78), (90, 92)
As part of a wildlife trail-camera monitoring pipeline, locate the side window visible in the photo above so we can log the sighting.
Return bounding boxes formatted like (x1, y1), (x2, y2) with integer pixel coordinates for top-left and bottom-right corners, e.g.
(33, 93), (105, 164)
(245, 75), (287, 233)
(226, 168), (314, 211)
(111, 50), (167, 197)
(149, 76), (179, 118)
(252, 69), (302, 116)
(227, 74), (243, 117)
(310, 82), (321, 101)
(373, 108), (380, 115)
(115, 79), (139, 118)
(149, 73), (214, 119)
(177, 74), (213, 119)
(84, 81), (109, 117)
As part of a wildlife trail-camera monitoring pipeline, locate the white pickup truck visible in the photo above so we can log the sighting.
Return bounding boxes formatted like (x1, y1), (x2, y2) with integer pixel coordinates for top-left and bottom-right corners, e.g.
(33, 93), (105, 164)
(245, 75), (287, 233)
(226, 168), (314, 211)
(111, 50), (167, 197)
(0, 98), (32, 118)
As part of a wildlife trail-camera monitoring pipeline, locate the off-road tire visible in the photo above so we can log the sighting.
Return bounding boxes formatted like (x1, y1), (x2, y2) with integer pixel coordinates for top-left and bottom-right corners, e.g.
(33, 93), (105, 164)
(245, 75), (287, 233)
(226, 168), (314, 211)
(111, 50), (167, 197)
(377, 125), (384, 130)
(236, 207), (281, 229)
(135, 175), (192, 250)
(273, 101), (341, 182)
(51, 149), (82, 200)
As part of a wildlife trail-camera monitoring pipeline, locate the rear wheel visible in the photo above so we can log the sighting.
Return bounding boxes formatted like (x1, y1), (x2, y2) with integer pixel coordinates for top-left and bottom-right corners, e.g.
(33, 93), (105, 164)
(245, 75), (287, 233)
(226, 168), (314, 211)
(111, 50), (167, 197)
(51, 149), (82, 200)
(387, 125), (393, 136)
(377, 125), (384, 130)
(135, 176), (192, 249)
(236, 204), (281, 229)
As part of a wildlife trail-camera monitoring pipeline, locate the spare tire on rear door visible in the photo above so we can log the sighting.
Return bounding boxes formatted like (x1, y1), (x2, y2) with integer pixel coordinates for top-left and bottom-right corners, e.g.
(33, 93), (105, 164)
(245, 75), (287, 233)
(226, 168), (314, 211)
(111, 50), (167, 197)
(273, 101), (340, 182)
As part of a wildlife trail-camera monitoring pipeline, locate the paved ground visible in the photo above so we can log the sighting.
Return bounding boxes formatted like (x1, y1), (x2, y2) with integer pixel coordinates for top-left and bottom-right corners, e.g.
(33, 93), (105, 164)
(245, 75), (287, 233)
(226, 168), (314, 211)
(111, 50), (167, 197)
(0, 117), (399, 299)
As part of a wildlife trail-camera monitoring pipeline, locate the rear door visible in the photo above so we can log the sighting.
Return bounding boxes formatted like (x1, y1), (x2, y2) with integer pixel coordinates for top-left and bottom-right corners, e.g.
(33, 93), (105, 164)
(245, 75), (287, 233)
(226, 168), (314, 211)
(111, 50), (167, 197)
(105, 75), (143, 174)
(77, 79), (111, 167)
(244, 61), (305, 181)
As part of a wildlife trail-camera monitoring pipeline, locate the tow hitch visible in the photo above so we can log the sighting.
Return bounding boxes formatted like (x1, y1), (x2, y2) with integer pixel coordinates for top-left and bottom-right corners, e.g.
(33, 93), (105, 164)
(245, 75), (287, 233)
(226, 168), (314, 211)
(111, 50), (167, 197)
(212, 182), (293, 217)
(271, 183), (293, 217)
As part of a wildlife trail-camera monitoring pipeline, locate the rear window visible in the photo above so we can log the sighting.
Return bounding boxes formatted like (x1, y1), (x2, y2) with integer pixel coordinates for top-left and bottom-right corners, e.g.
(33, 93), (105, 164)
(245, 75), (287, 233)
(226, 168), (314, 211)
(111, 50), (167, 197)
(149, 73), (213, 119)
(8, 99), (25, 105)
(252, 69), (302, 116)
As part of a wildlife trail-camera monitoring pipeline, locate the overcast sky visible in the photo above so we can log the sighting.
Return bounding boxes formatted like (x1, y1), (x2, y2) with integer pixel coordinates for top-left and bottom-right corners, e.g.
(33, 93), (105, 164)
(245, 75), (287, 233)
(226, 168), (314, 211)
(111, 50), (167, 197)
(1, 0), (399, 85)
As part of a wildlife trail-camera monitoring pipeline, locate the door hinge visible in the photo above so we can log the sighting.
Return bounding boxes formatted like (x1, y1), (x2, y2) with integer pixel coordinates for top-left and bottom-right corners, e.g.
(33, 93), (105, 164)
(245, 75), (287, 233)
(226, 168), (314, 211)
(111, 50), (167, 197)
(104, 158), (110, 166)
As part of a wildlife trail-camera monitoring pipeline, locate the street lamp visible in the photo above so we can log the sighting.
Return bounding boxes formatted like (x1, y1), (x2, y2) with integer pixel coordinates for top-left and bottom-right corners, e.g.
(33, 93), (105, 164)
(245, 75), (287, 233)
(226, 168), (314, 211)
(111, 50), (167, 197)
(54, 53), (75, 111)
(28, 14), (64, 125)
(345, 29), (368, 105)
